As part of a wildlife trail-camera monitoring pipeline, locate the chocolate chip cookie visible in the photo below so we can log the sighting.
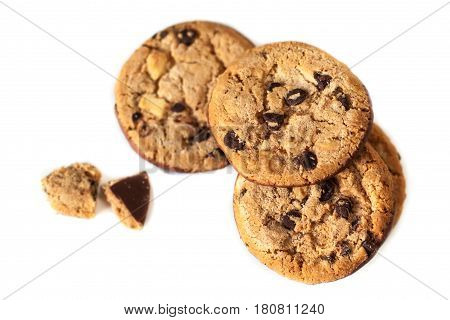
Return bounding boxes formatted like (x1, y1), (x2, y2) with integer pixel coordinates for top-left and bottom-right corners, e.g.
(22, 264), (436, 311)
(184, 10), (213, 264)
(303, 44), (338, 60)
(42, 163), (101, 218)
(233, 145), (394, 284)
(209, 42), (373, 186)
(103, 172), (150, 229)
(369, 124), (406, 226)
(115, 21), (253, 172)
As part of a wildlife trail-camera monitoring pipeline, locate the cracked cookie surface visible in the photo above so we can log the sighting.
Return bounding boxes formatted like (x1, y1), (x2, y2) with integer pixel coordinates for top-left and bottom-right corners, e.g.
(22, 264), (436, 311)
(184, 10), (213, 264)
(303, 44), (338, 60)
(115, 21), (253, 172)
(209, 42), (373, 186)
(233, 145), (394, 284)
(369, 124), (406, 226)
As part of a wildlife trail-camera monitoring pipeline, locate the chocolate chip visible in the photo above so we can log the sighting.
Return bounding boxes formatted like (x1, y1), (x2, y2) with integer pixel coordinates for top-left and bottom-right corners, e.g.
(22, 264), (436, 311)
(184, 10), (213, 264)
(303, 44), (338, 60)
(328, 252), (337, 263)
(177, 28), (198, 46)
(313, 72), (332, 91)
(137, 122), (151, 137)
(207, 148), (226, 158)
(159, 30), (168, 39)
(262, 112), (285, 130)
(338, 95), (351, 110)
(319, 178), (336, 202)
(152, 30), (168, 40)
(267, 82), (283, 92)
(191, 126), (210, 143)
(339, 241), (352, 256)
(334, 87), (351, 110)
(132, 111), (142, 122)
(286, 209), (301, 218)
(171, 102), (186, 112)
(362, 232), (377, 256)
(281, 215), (296, 230)
(293, 151), (318, 170)
(285, 88), (308, 106)
(216, 148), (225, 157)
(322, 252), (337, 264)
(224, 130), (245, 151)
(335, 197), (353, 219)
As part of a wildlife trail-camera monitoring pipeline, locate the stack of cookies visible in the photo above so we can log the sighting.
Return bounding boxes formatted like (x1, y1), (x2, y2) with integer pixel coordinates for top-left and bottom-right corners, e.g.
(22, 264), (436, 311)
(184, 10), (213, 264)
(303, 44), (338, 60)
(114, 21), (406, 283)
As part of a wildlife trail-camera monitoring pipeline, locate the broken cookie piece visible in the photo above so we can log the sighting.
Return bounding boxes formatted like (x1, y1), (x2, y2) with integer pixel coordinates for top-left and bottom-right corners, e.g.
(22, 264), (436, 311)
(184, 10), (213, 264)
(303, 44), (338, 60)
(103, 172), (151, 229)
(41, 163), (101, 218)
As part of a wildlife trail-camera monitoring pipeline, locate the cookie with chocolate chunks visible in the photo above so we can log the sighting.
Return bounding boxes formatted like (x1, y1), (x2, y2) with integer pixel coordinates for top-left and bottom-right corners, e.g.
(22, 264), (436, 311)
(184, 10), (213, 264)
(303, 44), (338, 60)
(233, 145), (394, 284)
(208, 42), (373, 186)
(115, 21), (253, 172)
(103, 172), (151, 229)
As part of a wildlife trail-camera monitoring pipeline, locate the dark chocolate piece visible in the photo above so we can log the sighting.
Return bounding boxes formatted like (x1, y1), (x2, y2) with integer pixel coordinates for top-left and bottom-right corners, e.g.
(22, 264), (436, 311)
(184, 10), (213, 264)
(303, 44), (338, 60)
(285, 88), (308, 106)
(313, 72), (332, 91)
(110, 172), (150, 225)
(293, 150), (318, 170)
(224, 130), (245, 150)
(319, 178), (336, 202)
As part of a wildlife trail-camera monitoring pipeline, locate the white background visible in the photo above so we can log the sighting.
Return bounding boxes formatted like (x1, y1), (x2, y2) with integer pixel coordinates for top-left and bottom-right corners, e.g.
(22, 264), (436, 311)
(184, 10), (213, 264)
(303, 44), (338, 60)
(0, 0), (449, 318)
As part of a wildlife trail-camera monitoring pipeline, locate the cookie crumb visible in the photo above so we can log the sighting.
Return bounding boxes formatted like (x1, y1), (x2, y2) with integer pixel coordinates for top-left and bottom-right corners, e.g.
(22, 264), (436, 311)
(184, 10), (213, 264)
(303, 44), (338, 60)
(41, 163), (101, 218)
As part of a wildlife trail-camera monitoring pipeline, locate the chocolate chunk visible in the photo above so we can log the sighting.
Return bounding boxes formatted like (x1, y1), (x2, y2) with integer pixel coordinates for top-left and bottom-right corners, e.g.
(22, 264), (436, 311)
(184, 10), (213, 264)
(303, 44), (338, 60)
(339, 241), (352, 256)
(262, 112), (285, 130)
(224, 130), (245, 151)
(313, 72), (332, 91)
(281, 215), (296, 230)
(335, 197), (353, 219)
(132, 111), (142, 122)
(334, 87), (351, 110)
(286, 209), (301, 218)
(293, 151), (318, 170)
(267, 82), (283, 92)
(319, 178), (336, 202)
(171, 102), (186, 112)
(110, 172), (150, 225)
(285, 88), (308, 106)
(177, 28), (198, 46)
(191, 126), (211, 143)
(362, 232), (377, 256)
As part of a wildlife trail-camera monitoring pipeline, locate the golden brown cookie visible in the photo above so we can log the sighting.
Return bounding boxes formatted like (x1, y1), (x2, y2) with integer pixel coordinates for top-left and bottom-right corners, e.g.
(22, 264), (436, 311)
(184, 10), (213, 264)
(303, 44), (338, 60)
(233, 145), (394, 284)
(41, 163), (101, 218)
(368, 124), (406, 226)
(115, 21), (253, 172)
(209, 42), (373, 186)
